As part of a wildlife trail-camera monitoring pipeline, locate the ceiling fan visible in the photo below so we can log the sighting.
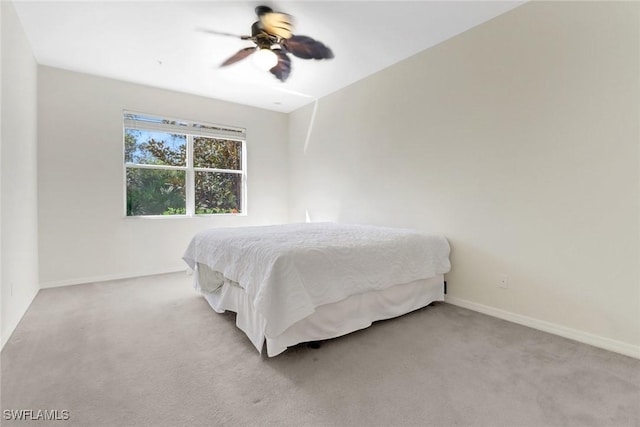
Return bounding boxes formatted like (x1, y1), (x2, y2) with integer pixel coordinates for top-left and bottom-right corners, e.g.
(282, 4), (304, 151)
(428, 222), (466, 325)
(203, 5), (334, 82)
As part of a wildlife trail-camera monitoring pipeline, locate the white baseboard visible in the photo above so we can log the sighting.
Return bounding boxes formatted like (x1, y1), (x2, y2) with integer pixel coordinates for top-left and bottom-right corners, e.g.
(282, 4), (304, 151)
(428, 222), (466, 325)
(34, 275), (640, 359)
(444, 295), (640, 360)
(1, 287), (39, 352)
(40, 269), (187, 289)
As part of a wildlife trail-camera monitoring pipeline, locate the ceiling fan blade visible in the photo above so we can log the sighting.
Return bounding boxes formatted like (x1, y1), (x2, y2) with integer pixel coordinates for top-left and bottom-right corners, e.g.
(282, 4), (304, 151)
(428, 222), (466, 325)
(255, 6), (273, 16)
(259, 12), (294, 39)
(270, 51), (291, 82)
(254, 6), (293, 39)
(221, 47), (256, 67)
(285, 35), (334, 60)
(197, 28), (251, 40)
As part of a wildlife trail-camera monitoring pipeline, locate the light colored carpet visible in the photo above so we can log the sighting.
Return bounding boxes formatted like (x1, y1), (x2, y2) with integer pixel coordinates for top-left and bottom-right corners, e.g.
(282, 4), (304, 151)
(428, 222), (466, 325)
(2, 272), (639, 427)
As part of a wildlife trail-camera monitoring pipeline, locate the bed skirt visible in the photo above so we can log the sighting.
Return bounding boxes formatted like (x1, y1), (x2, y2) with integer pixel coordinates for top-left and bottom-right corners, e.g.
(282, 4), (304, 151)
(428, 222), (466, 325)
(195, 266), (445, 357)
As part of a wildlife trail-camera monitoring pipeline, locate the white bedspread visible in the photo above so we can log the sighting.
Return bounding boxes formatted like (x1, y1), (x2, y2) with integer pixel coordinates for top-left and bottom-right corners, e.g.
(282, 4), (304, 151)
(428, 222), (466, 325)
(183, 222), (450, 338)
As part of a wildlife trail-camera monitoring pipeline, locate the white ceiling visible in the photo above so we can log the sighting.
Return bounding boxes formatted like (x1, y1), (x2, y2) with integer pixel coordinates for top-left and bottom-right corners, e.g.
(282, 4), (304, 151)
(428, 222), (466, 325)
(12, 1), (523, 113)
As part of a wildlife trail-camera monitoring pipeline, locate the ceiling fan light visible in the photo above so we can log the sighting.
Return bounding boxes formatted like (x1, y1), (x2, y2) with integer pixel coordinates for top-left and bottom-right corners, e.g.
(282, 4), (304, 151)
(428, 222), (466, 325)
(253, 48), (279, 70)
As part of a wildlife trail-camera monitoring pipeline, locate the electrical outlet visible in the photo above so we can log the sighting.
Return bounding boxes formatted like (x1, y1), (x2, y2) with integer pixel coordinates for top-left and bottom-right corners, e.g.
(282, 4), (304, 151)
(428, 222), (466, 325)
(499, 274), (509, 289)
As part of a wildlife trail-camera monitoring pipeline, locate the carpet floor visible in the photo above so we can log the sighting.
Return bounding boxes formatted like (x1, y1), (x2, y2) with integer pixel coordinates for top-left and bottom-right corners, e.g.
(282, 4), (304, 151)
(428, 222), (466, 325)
(2, 272), (639, 427)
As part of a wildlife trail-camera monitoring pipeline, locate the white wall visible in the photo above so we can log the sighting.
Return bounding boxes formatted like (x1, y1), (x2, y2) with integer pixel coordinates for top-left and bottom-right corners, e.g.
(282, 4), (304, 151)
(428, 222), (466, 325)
(1, 0), (3, 350)
(38, 67), (289, 287)
(1, 0), (40, 348)
(289, 2), (640, 356)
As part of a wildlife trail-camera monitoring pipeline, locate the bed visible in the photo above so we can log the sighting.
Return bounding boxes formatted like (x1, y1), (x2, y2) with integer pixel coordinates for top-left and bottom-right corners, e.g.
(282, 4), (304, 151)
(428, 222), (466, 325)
(183, 222), (451, 356)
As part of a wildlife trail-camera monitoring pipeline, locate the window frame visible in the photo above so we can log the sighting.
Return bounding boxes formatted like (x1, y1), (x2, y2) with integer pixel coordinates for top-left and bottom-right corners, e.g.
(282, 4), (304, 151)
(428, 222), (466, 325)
(123, 111), (247, 218)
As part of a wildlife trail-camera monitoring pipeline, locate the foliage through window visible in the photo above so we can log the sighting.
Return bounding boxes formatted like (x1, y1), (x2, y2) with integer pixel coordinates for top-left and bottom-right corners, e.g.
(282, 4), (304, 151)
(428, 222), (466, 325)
(124, 112), (246, 216)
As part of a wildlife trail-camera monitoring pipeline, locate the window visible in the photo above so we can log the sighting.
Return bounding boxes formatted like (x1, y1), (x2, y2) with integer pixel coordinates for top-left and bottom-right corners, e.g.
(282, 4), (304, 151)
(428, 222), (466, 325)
(124, 112), (246, 216)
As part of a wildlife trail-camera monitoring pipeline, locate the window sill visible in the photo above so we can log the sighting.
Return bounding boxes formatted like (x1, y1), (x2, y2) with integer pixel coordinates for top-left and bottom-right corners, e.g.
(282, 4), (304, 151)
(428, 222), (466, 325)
(124, 213), (247, 219)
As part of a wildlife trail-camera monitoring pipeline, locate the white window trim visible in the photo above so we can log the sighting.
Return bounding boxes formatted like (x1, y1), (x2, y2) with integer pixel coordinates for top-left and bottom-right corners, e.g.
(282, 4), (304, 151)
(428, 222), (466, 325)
(123, 111), (247, 218)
